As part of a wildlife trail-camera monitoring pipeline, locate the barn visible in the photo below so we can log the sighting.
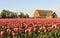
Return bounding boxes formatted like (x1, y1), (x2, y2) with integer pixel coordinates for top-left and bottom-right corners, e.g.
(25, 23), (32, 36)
(34, 10), (57, 18)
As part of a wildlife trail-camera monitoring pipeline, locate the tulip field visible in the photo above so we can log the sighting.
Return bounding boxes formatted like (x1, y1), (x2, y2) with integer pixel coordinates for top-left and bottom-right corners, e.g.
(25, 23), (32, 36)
(0, 18), (60, 38)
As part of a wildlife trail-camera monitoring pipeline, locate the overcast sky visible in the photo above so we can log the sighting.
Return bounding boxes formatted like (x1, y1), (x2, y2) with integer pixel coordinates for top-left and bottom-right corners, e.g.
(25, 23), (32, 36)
(0, 0), (60, 17)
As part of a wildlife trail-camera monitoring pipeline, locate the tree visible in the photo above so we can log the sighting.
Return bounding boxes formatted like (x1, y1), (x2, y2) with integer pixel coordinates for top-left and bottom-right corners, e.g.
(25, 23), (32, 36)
(18, 12), (24, 18)
(1, 9), (30, 18)
(6, 10), (13, 18)
(1, 9), (13, 18)
(18, 12), (29, 18)
(1, 9), (7, 18)
(11, 13), (18, 18)
(1, 9), (18, 18)
(24, 14), (29, 18)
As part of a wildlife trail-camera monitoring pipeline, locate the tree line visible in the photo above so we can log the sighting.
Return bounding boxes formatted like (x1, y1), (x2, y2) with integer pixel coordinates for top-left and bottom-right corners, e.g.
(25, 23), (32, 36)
(0, 9), (29, 18)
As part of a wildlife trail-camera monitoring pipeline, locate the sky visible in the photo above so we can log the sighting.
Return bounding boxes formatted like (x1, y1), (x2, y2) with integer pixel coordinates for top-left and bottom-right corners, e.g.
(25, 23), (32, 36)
(0, 0), (60, 17)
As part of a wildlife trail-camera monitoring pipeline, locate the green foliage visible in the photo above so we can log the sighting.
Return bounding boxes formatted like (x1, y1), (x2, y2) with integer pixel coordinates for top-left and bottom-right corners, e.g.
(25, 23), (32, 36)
(1, 9), (7, 18)
(0, 9), (29, 18)
(1, 9), (14, 18)
(11, 13), (18, 18)
(18, 12), (24, 18)
(18, 12), (29, 18)
(24, 14), (29, 18)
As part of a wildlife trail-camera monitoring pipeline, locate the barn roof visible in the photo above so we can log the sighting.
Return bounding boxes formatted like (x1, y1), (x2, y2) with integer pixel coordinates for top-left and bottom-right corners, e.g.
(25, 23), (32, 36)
(35, 10), (54, 16)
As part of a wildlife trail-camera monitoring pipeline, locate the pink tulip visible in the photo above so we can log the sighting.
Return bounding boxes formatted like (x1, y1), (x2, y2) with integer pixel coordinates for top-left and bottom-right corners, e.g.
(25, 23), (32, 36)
(13, 28), (18, 33)
(7, 29), (11, 33)
(12, 31), (16, 36)
(24, 23), (28, 28)
(42, 27), (47, 33)
(57, 26), (59, 29)
(25, 29), (28, 33)
(47, 28), (52, 32)
(52, 24), (58, 30)
(37, 30), (40, 34)
(2, 26), (5, 29)
(28, 27), (32, 32)
(33, 27), (36, 32)
(43, 27), (46, 30)
(39, 27), (43, 31)
(1, 31), (5, 37)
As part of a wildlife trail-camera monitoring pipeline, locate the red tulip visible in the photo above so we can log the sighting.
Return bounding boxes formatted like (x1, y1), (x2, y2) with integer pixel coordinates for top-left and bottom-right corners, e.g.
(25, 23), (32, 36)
(1, 31), (5, 37)
(7, 29), (11, 33)
(19, 28), (22, 33)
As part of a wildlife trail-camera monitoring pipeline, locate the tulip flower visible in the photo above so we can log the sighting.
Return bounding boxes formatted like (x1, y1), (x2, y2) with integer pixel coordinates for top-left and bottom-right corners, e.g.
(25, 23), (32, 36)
(44, 29), (47, 33)
(7, 29), (11, 34)
(12, 31), (16, 36)
(28, 27), (32, 32)
(24, 23), (28, 28)
(19, 28), (22, 33)
(0, 18), (60, 38)
(33, 27), (36, 32)
(25, 29), (28, 33)
(47, 28), (52, 32)
(2, 25), (4, 28)
(37, 30), (40, 34)
(13, 28), (18, 33)
(1, 31), (5, 37)
(39, 27), (43, 31)
(56, 26), (59, 29)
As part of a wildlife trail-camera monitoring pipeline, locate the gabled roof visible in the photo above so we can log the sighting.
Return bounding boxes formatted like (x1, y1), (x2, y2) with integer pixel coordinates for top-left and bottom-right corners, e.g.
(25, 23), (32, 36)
(35, 10), (54, 16)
